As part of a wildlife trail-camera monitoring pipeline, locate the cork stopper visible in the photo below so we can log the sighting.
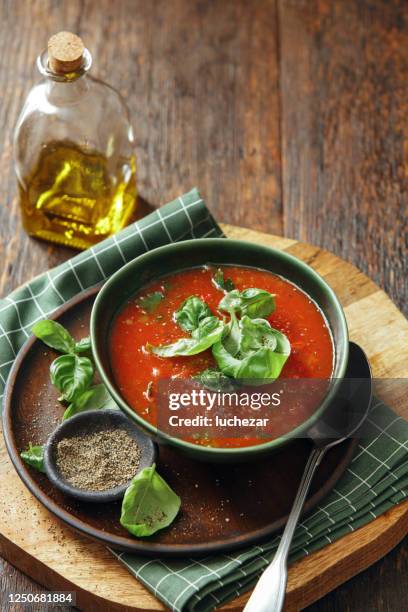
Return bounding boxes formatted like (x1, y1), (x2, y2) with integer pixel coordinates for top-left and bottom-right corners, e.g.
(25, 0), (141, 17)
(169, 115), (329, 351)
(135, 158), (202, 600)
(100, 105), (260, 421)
(48, 31), (84, 74)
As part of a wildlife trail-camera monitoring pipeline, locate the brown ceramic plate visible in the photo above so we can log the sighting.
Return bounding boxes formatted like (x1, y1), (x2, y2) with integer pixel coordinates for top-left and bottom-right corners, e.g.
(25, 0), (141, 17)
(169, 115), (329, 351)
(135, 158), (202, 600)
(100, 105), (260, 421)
(2, 288), (358, 556)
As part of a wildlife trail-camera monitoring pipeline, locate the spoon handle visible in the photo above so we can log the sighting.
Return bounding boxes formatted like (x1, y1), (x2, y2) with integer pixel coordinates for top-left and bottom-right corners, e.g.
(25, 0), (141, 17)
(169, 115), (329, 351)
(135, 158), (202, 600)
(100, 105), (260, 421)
(244, 446), (326, 612)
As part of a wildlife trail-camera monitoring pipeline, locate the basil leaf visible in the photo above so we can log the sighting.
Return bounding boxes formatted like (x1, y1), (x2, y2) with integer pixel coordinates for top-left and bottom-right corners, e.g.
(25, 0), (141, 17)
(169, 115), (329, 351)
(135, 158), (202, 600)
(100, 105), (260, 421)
(136, 291), (164, 313)
(218, 290), (243, 314)
(270, 327), (291, 355)
(212, 268), (235, 292)
(219, 288), (275, 319)
(237, 347), (289, 380)
(220, 313), (277, 358)
(63, 383), (117, 420)
(212, 316), (290, 384)
(120, 464), (181, 537)
(75, 336), (92, 353)
(239, 316), (278, 355)
(150, 316), (224, 357)
(50, 354), (94, 402)
(191, 315), (220, 339)
(212, 341), (241, 377)
(222, 310), (241, 357)
(194, 368), (236, 391)
(32, 320), (76, 354)
(213, 343), (289, 383)
(175, 296), (212, 332)
(240, 288), (276, 318)
(20, 443), (45, 473)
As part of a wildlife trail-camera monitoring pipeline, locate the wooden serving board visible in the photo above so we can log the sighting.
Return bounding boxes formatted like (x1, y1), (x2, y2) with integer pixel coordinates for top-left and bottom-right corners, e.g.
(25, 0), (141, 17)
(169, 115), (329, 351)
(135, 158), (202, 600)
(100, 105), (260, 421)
(0, 224), (407, 611)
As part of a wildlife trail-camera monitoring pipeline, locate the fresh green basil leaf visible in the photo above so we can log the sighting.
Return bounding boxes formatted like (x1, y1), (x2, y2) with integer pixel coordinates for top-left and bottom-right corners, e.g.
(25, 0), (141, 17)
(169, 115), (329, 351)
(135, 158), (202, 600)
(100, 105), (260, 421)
(194, 368), (236, 391)
(212, 341), (242, 378)
(20, 443), (45, 473)
(218, 290), (243, 314)
(120, 464), (181, 537)
(213, 342), (289, 383)
(212, 268), (235, 292)
(136, 291), (165, 313)
(32, 320), (76, 354)
(191, 315), (220, 339)
(175, 296), (212, 332)
(236, 347), (289, 381)
(150, 317), (224, 357)
(239, 316), (278, 355)
(220, 312), (277, 359)
(218, 288), (275, 319)
(75, 336), (92, 353)
(212, 316), (290, 384)
(240, 288), (276, 318)
(150, 337), (198, 357)
(63, 383), (117, 420)
(272, 327), (291, 355)
(50, 354), (94, 402)
(222, 310), (241, 357)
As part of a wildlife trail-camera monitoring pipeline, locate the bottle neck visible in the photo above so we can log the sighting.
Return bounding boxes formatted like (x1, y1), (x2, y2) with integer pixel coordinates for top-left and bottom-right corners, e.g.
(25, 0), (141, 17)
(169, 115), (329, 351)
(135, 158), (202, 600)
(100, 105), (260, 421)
(45, 74), (91, 104)
(37, 47), (92, 105)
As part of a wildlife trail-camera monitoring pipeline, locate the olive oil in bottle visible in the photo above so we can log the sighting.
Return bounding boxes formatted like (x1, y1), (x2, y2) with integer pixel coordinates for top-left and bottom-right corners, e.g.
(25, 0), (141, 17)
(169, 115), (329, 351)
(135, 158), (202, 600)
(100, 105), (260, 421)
(14, 32), (137, 249)
(19, 141), (136, 249)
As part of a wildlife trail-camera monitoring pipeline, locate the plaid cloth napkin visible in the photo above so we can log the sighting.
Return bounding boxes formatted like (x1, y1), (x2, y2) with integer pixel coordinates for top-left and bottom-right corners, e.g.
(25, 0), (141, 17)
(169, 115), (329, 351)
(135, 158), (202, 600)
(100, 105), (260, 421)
(112, 399), (408, 611)
(1, 188), (407, 612)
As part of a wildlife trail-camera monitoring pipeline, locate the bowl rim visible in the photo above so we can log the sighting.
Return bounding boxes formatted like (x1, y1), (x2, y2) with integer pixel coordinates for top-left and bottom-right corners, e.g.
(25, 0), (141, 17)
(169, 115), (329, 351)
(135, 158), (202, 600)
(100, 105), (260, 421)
(91, 238), (349, 457)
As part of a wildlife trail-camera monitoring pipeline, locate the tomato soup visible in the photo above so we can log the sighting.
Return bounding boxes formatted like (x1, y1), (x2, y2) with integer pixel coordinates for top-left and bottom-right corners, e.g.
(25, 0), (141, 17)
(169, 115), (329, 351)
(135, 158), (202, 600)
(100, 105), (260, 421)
(109, 266), (334, 447)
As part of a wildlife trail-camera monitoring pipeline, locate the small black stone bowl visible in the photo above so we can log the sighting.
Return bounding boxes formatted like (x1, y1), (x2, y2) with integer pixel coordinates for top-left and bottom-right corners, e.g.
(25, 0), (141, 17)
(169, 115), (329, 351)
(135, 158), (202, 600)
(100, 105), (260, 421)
(43, 409), (157, 503)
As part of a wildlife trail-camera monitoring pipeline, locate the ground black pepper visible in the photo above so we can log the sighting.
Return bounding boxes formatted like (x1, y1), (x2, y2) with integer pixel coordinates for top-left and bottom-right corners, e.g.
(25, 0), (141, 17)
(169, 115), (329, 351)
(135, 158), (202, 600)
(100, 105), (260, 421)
(56, 428), (141, 491)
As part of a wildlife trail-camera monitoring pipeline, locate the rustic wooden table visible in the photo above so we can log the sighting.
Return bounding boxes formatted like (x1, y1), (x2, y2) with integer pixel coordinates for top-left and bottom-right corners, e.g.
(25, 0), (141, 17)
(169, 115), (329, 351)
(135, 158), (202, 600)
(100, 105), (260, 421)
(0, 0), (406, 610)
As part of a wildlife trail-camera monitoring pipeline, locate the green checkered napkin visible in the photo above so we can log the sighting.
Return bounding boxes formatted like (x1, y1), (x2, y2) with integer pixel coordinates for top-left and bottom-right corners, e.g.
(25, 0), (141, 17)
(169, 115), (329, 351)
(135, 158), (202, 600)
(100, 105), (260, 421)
(112, 401), (408, 612)
(1, 188), (407, 612)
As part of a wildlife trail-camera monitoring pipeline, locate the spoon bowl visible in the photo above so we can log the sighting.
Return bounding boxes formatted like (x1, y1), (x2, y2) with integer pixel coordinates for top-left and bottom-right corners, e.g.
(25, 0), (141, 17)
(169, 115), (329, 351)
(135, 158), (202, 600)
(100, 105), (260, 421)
(308, 342), (372, 447)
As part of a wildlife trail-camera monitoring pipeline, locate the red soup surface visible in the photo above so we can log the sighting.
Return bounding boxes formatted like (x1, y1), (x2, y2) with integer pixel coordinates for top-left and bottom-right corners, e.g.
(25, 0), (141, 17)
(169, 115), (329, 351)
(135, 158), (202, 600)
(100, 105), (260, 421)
(109, 266), (334, 448)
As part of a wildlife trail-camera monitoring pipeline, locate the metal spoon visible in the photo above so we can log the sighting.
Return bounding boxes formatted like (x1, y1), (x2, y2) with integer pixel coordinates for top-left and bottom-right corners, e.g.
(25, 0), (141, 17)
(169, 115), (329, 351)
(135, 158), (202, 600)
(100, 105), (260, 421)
(244, 342), (372, 612)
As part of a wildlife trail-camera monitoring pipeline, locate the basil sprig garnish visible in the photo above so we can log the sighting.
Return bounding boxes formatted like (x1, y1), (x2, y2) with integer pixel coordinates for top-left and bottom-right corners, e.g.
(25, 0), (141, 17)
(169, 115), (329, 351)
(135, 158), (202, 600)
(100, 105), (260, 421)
(31, 319), (114, 415)
(22, 319), (119, 471)
(151, 280), (290, 384)
(174, 296), (212, 332)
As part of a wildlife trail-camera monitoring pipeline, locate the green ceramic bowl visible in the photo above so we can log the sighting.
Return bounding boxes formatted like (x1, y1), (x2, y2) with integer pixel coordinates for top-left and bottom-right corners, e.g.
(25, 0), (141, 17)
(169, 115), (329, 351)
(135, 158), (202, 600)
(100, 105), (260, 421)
(91, 239), (348, 462)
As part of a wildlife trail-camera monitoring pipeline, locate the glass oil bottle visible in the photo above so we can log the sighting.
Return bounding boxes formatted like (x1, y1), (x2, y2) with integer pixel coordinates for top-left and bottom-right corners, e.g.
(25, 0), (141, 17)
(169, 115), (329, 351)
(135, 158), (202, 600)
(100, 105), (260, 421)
(14, 31), (137, 249)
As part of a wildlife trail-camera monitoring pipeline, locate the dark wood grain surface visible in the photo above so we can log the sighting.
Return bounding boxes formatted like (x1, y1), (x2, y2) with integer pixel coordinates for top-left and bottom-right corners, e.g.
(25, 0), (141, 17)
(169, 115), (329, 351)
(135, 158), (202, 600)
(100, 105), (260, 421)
(0, 0), (406, 610)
